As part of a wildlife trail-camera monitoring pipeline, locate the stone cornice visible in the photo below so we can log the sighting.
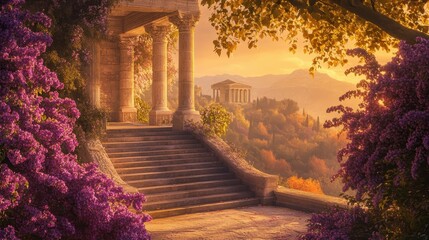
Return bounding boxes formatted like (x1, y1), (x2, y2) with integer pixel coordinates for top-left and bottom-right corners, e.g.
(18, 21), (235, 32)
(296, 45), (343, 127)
(169, 12), (200, 32)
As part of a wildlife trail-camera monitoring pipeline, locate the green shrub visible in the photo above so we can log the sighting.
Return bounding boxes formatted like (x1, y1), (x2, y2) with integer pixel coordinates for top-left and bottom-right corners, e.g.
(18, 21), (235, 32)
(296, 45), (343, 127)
(200, 103), (232, 137)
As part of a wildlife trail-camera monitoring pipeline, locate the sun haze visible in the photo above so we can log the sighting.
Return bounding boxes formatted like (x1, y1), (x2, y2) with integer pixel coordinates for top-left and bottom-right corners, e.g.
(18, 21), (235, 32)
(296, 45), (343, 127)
(194, 4), (395, 84)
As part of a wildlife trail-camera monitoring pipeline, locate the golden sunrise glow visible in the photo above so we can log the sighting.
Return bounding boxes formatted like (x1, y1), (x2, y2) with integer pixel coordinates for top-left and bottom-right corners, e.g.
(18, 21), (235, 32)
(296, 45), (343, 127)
(195, 5), (396, 85)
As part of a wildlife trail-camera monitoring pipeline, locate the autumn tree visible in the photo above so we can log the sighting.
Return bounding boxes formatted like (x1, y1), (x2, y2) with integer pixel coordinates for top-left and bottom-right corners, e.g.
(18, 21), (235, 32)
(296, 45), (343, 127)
(201, 0), (429, 70)
(284, 176), (324, 194)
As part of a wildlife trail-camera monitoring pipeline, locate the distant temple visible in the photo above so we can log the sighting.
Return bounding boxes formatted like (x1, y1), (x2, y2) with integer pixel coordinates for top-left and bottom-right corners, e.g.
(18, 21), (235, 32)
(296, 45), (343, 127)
(211, 80), (252, 104)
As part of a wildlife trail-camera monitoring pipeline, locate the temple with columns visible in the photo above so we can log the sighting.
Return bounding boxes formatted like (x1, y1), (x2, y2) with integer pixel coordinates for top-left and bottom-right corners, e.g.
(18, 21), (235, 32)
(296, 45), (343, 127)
(211, 80), (252, 104)
(87, 0), (200, 130)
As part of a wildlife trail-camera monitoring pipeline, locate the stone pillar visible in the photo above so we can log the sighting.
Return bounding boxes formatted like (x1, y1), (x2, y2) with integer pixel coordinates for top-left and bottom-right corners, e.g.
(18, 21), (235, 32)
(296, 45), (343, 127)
(212, 89), (216, 101)
(118, 36), (137, 122)
(170, 13), (200, 130)
(89, 41), (101, 108)
(146, 24), (172, 125)
(248, 90), (251, 103)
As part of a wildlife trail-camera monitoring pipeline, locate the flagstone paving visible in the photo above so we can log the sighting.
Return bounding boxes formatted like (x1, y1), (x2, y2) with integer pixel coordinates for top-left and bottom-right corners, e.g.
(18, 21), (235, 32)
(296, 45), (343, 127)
(146, 206), (310, 240)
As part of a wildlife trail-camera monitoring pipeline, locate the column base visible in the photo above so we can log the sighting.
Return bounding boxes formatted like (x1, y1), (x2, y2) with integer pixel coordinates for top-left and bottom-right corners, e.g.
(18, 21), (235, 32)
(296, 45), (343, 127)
(172, 110), (201, 131)
(119, 107), (137, 122)
(149, 109), (172, 126)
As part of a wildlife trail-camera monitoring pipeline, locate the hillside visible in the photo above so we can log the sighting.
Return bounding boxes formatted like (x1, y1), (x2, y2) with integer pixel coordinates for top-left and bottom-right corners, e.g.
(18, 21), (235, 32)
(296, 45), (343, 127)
(196, 69), (360, 120)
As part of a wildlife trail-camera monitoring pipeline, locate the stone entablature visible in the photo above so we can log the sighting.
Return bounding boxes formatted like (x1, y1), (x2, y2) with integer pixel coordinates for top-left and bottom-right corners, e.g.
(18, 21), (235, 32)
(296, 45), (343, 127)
(211, 80), (252, 104)
(88, 0), (200, 129)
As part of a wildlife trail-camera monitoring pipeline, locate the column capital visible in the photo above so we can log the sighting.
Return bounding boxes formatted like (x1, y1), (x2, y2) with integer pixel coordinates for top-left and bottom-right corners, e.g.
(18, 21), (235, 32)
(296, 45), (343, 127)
(169, 13), (199, 32)
(118, 35), (136, 49)
(145, 24), (171, 42)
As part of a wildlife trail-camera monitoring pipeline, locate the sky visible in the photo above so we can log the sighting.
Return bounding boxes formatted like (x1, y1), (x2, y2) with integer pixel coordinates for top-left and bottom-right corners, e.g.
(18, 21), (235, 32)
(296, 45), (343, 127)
(194, 4), (395, 84)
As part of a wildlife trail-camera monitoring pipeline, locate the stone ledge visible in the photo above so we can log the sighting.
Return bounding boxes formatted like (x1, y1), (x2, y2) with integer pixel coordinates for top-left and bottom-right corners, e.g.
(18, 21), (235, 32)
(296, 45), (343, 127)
(275, 186), (348, 213)
(188, 130), (278, 204)
(81, 139), (139, 193)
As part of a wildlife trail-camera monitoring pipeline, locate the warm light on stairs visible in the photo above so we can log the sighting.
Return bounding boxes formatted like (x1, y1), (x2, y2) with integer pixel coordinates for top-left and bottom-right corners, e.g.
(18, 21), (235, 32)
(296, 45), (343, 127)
(102, 125), (259, 218)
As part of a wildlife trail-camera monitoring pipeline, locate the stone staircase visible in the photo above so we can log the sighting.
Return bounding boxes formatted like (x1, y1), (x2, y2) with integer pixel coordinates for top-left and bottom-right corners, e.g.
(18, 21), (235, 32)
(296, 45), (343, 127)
(102, 125), (259, 218)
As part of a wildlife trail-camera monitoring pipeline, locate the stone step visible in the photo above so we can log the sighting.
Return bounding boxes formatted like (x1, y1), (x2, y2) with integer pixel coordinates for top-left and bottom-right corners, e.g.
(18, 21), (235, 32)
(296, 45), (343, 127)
(147, 185), (249, 202)
(110, 152), (213, 163)
(106, 130), (187, 138)
(103, 134), (195, 142)
(115, 162), (223, 175)
(105, 143), (204, 153)
(102, 126), (259, 219)
(121, 167), (228, 181)
(138, 179), (242, 195)
(108, 148), (208, 158)
(144, 191), (255, 211)
(126, 173), (235, 188)
(106, 127), (172, 133)
(147, 198), (260, 218)
(112, 157), (217, 168)
(102, 139), (199, 148)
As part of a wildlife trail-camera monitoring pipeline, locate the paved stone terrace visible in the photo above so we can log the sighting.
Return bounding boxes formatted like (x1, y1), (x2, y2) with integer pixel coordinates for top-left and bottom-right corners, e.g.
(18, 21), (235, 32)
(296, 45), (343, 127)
(146, 206), (310, 240)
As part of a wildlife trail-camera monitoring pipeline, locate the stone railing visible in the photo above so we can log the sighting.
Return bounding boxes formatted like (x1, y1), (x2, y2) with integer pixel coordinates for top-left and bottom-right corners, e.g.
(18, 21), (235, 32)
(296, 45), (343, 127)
(80, 139), (139, 193)
(188, 130), (279, 204)
(274, 186), (348, 213)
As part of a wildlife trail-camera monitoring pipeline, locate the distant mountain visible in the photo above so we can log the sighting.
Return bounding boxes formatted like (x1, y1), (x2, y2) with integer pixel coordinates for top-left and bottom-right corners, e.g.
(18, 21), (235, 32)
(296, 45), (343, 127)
(195, 69), (360, 120)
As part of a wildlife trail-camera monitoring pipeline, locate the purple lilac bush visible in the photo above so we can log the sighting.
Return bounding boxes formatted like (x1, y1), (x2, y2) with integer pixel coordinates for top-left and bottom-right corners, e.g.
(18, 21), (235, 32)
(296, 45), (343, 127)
(302, 207), (377, 240)
(0, 1), (151, 239)
(304, 38), (429, 239)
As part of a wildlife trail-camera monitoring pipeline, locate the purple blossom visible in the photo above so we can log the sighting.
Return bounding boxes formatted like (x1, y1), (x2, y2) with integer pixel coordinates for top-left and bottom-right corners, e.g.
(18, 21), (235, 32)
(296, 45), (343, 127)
(0, 1), (150, 239)
(316, 38), (429, 238)
(302, 207), (379, 240)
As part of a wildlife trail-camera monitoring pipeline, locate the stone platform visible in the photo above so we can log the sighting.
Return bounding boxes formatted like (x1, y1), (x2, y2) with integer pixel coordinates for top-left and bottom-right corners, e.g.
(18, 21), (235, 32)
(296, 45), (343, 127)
(146, 206), (310, 240)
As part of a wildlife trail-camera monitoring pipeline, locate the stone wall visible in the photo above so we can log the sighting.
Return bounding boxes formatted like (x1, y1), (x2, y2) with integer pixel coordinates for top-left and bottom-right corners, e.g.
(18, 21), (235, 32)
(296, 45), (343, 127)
(100, 40), (120, 121)
(275, 187), (348, 213)
(79, 138), (138, 193)
(188, 129), (279, 204)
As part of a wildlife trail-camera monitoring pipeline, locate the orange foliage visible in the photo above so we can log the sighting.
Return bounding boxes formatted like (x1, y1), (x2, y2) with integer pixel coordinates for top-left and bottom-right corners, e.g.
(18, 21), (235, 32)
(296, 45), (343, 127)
(252, 138), (269, 148)
(255, 122), (270, 138)
(309, 156), (330, 177)
(260, 149), (293, 175)
(284, 176), (324, 194)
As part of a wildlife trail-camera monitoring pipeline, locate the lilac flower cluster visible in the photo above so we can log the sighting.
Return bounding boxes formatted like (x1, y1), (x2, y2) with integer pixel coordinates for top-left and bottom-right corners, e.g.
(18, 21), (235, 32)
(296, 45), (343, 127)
(0, 1), (150, 239)
(302, 207), (377, 240)
(310, 38), (429, 238)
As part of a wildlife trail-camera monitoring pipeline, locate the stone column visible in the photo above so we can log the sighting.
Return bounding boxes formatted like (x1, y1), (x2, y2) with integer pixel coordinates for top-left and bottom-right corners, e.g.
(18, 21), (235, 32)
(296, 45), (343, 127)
(248, 90), (251, 103)
(89, 41), (101, 108)
(118, 36), (137, 122)
(212, 89), (216, 101)
(170, 13), (200, 130)
(146, 24), (172, 125)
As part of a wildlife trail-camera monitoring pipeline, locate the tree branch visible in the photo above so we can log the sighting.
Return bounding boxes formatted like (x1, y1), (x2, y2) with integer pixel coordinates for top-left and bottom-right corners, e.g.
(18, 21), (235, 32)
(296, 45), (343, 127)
(331, 0), (429, 42)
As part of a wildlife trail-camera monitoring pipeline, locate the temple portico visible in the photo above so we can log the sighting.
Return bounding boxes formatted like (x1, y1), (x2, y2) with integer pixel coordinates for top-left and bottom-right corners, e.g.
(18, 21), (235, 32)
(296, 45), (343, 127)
(211, 80), (252, 104)
(88, 0), (200, 130)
